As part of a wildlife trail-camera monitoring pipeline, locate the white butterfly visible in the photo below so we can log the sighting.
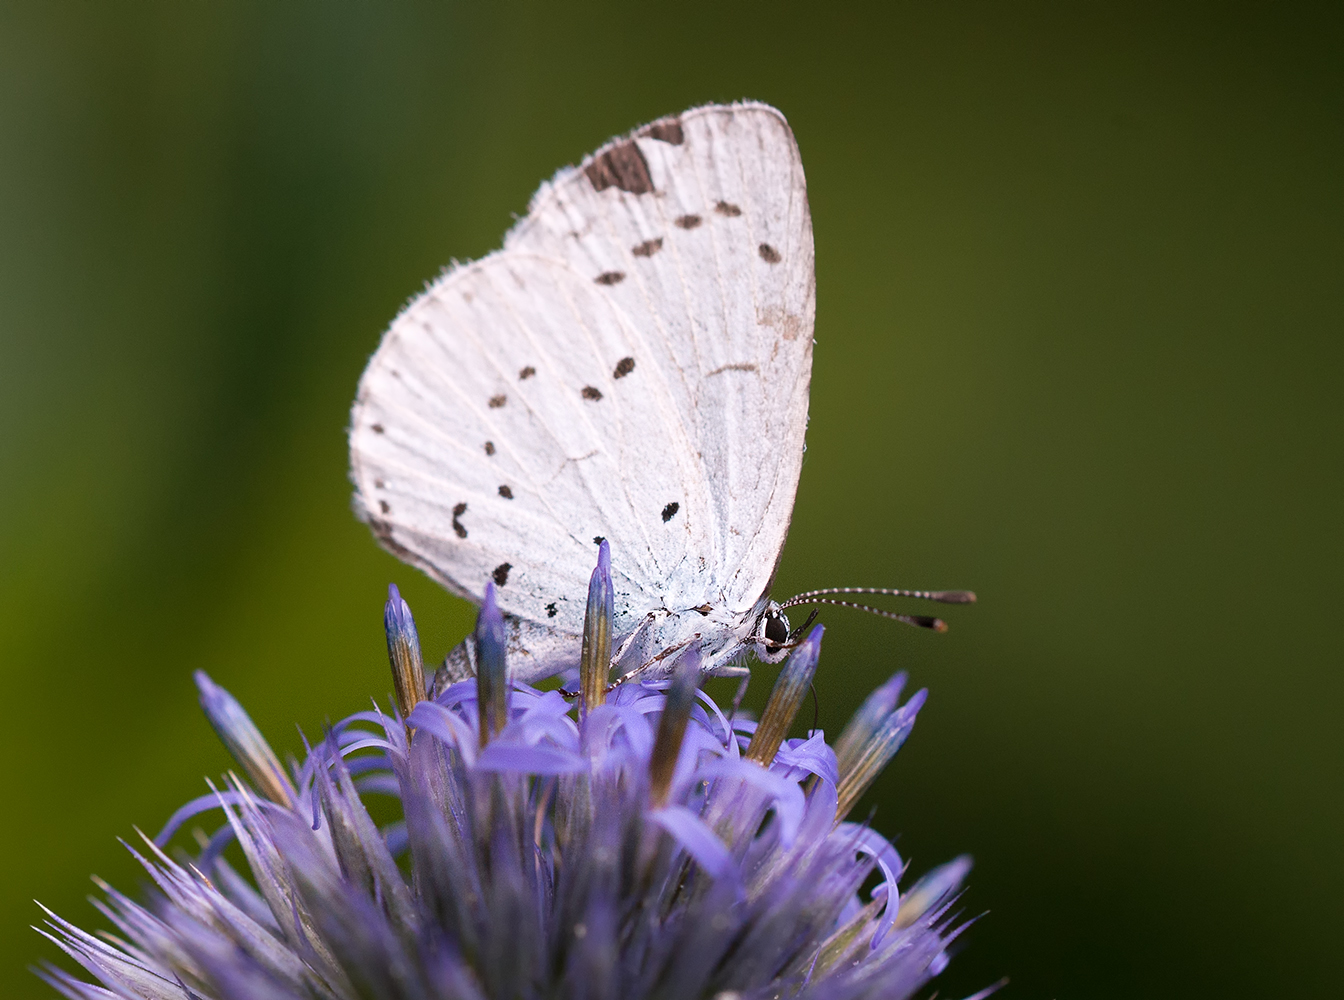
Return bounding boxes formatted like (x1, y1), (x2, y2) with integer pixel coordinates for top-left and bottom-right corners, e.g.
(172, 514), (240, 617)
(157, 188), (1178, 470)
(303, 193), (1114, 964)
(350, 102), (967, 685)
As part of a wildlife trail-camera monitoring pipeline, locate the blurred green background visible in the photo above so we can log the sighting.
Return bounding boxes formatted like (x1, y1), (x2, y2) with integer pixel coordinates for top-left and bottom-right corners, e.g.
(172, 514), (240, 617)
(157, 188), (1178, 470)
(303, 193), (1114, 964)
(3, 1), (1340, 997)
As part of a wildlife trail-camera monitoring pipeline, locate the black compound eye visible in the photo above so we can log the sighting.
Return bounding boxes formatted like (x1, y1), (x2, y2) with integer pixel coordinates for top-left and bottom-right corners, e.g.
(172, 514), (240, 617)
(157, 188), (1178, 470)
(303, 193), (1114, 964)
(764, 613), (789, 646)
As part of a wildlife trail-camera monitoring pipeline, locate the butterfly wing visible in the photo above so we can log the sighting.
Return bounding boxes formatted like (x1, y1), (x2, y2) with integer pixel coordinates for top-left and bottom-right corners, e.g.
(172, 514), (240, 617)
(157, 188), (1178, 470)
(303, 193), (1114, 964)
(505, 103), (816, 617)
(351, 252), (716, 638)
(350, 101), (814, 649)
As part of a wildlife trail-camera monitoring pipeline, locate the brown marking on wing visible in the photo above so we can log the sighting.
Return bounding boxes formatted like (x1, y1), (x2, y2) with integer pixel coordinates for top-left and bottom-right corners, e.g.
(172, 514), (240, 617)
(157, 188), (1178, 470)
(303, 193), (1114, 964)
(758, 305), (805, 341)
(640, 119), (684, 145)
(585, 141), (654, 194)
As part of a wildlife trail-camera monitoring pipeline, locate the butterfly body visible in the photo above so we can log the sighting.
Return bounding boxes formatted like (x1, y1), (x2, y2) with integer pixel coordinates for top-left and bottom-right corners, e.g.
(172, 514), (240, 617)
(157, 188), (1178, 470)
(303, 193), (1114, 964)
(350, 103), (813, 681)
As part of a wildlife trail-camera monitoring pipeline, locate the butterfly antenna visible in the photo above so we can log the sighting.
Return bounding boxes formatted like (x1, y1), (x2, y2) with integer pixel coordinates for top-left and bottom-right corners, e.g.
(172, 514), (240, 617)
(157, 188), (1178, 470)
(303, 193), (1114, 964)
(779, 588), (976, 633)
(781, 586), (977, 607)
(786, 598), (951, 632)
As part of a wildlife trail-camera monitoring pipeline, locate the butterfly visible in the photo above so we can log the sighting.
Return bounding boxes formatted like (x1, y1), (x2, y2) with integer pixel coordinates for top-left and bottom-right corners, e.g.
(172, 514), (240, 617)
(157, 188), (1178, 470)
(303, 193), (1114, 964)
(349, 102), (970, 685)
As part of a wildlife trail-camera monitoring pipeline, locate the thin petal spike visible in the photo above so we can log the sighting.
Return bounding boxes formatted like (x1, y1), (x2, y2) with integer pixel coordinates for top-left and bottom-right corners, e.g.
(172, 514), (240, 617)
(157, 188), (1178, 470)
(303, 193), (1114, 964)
(475, 581), (509, 747)
(833, 670), (908, 776)
(836, 688), (929, 821)
(580, 540), (614, 716)
(648, 651), (701, 808)
(194, 671), (296, 808)
(384, 583), (427, 727)
(895, 854), (974, 929)
(745, 625), (824, 766)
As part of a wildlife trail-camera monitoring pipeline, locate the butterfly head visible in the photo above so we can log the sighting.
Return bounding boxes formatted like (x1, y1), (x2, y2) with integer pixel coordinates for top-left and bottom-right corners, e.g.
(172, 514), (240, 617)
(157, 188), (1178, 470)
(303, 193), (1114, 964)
(750, 602), (794, 664)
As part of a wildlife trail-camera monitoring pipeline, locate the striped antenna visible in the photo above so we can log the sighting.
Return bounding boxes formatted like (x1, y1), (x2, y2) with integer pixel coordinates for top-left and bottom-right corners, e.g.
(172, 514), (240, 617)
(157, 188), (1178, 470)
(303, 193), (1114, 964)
(778, 587), (977, 633)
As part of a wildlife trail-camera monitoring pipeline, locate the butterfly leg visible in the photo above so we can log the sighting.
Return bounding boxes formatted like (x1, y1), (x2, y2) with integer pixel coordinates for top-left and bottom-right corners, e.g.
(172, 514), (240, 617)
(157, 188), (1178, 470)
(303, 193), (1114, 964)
(606, 634), (701, 691)
(610, 613), (655, 668)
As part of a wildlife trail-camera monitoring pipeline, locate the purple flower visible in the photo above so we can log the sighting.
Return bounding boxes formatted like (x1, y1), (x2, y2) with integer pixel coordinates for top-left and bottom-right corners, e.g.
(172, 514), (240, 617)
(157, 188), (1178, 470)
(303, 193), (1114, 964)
(35, 548), (988, 1000)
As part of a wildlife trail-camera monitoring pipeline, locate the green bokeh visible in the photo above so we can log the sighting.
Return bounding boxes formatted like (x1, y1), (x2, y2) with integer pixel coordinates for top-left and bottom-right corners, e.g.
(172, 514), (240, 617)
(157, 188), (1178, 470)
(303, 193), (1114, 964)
(3, 3), (1340, 997)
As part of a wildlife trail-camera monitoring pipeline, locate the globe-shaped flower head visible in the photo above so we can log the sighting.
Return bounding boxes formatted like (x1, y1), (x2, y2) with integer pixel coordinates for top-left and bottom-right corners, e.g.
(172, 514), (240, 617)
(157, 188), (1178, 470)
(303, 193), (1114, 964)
(36, 543), (987, 1000)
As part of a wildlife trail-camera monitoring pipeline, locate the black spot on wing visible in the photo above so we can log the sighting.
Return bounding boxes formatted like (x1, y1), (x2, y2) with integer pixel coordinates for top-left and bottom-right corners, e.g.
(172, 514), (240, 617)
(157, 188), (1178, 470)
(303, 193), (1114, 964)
(632, 238), (663, 257)
(675, 214), (702, 230)
(488, 394), (507, 408)
(759, 243), (782, 264)
(519, 366), (536, 380)
(581, 386), (603, 401)
(715, 201), (742, 217)
(594, 271), (625, 285)
(640, 119), (684, 145)
(584, 141), (653, 194)
(593, 536), (605, 546)
(661, 502), (680, 522)
(498, 485), (513, 499)
(546, 602), (557, 618)
(371, 424), (385, 434)
(379, 500), (390, 514)
(452, 502), (468, 539)
(492, 563), (511, 587)
(484, 441), (496, 456)
(613, 357), (635, 379)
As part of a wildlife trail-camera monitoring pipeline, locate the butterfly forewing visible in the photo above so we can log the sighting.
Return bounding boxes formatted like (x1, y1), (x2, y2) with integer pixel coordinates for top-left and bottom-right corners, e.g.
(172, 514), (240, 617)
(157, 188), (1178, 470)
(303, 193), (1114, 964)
(351, 101), (814, 648)
(506, 103), (815, 616)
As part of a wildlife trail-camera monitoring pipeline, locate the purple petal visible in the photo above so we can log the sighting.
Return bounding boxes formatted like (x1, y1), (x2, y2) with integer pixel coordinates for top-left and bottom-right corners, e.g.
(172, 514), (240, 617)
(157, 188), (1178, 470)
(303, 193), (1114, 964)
(834, 822), (906, 947)
(694, 688), (737, 752)
(435, 678), (479, 708)
(475, 742), (587, 775)
(353, 774), (401, 797)
(773, 731), (840, 788)
(696, 757), (806, 844)
(408, 700), (478, 765)
(650, 806), (736, 881)
(153, 790), (250, 846)
(520, 688), (576, 721)
(799, 774), (840, 841)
